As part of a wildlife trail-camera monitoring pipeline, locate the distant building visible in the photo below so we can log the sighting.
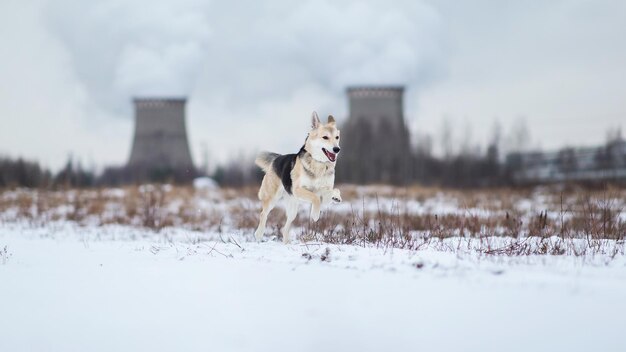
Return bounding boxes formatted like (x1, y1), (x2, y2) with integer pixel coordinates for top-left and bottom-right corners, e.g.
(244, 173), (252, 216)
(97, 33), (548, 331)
(506, 139), (626, 184)
(337, 86), (411, 184)
(126, 97), (195, 182)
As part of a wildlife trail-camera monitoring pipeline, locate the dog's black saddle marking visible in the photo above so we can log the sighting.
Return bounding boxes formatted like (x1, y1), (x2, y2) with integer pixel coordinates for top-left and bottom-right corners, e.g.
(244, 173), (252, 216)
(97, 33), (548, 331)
(272, 146), (306, 194)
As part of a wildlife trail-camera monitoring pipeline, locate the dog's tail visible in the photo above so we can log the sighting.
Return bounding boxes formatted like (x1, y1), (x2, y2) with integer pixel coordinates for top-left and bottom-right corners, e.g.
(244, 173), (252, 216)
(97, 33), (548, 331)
(255, 151), (279, 172)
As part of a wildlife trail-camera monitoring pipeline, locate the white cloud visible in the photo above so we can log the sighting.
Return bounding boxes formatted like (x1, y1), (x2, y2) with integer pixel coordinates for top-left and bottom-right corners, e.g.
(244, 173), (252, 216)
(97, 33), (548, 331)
(0, 0), (624, 169)
(0, 0), (130, 169)
(36, 0), (446, 167)
(45, 0), (213, 112)
(415, 0), (626, 153)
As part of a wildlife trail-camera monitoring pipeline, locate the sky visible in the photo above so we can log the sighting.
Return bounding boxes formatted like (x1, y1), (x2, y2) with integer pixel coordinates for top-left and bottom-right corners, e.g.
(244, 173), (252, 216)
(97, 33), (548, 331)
(0, 0), (624, 171)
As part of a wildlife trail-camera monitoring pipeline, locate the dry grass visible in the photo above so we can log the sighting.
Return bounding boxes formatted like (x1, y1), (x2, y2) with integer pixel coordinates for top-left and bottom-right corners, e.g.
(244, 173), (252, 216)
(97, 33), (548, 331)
(1, 245), (11, 264)
(1, 184), (624, 257)
(295, 195), (625, 257)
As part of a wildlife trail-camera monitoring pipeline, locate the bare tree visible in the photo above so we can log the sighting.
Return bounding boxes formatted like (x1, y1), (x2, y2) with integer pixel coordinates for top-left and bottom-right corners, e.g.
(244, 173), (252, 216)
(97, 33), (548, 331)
(508, 116), (531, 153)
(439, 116), (453, 160)
(459, 119), (474, 157)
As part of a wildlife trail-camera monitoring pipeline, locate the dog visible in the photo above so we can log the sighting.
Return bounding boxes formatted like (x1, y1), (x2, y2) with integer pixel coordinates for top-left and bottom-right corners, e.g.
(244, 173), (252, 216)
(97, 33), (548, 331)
(254, 111), (342, 243)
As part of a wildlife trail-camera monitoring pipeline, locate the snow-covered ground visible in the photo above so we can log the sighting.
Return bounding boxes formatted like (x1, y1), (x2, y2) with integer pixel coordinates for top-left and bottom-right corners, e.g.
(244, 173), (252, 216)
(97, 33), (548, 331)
(2, 220), (626, 352)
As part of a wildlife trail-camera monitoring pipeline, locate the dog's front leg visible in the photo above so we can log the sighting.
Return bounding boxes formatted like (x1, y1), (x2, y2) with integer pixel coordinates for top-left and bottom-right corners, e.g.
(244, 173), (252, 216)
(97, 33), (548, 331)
(293, 186), (321, 221)
(320, 188), (342, 205)
(331, 188), (341, 204)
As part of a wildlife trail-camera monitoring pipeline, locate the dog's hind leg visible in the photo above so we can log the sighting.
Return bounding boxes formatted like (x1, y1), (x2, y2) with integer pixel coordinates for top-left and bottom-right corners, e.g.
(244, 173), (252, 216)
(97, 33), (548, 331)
(255, 197), (277, 241)
(281, 197), (299, 244)
(255, 175), (280, 241)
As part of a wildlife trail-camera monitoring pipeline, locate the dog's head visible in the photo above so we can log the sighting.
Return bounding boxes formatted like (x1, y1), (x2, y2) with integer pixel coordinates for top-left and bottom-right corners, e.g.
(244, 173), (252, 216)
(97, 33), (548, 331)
(305, 111), (341, 163)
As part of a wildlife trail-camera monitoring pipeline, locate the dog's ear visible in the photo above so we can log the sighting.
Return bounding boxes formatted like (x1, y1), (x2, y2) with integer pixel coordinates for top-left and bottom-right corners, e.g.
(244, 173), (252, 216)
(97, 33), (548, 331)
(311, 111), (321, 129)
(327, 115), (336, 125)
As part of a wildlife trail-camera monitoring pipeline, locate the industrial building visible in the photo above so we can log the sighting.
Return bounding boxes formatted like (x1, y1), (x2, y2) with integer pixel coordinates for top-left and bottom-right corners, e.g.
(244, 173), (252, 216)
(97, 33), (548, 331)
(506, 139), (626, 184)
(126, 97), (195, 182)
(336, 86), (411, 184)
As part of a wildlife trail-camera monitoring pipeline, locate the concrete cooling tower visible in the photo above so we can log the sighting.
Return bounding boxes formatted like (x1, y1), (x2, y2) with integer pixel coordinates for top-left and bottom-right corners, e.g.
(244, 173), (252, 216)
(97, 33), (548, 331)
(337, 86), (411, 184)
(126, 97), (195, 181)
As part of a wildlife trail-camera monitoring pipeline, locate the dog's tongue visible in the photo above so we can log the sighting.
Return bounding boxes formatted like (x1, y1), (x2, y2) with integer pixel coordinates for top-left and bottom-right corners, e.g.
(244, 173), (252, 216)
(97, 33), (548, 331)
(324, 149), (336, 162)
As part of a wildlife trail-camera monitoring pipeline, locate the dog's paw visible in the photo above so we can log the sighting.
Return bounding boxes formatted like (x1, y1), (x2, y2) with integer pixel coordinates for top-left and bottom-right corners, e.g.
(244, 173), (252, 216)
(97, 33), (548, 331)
(331, 189), (342, 204)
(254, 229), (264, 242)
(310, 208), (320, 222)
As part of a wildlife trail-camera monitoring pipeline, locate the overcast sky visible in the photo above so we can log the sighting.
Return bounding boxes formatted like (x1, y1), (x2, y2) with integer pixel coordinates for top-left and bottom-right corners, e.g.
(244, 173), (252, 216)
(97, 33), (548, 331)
(1, 0), (625, 170)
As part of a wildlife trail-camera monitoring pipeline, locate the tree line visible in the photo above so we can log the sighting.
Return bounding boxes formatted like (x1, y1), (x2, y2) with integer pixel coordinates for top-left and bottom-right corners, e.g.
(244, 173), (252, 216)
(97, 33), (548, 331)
(2, 122), (622, 189)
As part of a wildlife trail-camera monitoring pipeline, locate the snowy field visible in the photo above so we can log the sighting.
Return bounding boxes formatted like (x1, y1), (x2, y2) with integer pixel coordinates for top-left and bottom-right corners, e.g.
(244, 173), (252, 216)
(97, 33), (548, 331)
(1, 185), (626, 352)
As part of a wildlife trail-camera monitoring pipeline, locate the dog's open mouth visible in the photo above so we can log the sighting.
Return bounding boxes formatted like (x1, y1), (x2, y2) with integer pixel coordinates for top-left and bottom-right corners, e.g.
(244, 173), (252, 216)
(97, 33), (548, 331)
(322, 148), (336, 162)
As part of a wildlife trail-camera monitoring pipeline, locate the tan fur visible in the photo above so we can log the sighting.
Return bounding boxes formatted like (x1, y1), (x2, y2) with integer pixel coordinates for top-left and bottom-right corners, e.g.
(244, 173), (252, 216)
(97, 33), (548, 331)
(255, 112), (342, 243)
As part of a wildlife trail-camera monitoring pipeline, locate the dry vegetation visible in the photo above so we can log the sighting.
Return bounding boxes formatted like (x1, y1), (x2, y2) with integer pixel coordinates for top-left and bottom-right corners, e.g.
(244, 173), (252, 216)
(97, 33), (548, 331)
(1, 184), (624, 258)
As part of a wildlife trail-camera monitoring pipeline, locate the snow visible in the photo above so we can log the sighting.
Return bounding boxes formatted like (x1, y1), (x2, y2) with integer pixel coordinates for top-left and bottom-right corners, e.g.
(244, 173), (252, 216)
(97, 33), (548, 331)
(193, 177), (219, 190)
(1, 222), (626, 352)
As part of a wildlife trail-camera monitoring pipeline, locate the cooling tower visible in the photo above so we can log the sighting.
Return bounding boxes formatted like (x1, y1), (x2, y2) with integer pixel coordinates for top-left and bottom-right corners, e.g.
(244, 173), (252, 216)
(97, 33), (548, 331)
(337, 86), (411, 184)
(126, 97), (194, 180)
(346, 86), (406, 131)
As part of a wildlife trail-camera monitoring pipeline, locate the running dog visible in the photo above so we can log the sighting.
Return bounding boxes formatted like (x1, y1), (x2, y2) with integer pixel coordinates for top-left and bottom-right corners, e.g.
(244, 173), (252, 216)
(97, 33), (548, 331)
(254, 112), (342, 243)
